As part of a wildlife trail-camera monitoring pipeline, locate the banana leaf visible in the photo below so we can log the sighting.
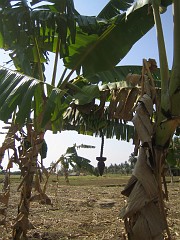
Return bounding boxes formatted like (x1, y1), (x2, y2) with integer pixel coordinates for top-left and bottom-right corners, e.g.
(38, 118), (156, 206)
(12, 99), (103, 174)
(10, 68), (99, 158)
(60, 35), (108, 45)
(64, 1), (155, 75)
(98, 0), (134, 19)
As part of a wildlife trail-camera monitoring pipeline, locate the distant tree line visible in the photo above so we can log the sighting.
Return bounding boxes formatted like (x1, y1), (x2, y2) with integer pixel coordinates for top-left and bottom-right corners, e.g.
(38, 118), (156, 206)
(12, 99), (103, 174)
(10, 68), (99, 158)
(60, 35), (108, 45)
(103, 162), (133, 175)
(68, 153), (137, 176)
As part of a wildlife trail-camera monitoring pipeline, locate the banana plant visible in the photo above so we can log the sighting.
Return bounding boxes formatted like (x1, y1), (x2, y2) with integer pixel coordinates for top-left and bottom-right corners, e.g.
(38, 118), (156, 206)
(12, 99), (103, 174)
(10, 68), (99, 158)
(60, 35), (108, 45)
(0, 0), (178, 239)
(119, 1), (180, 240)
(59, 144), (97, 182)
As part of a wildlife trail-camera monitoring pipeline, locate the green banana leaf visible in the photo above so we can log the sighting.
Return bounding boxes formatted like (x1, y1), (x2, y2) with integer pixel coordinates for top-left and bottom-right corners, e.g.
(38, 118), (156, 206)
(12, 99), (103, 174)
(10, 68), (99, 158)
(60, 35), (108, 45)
(0, 0), (76, 76)
(0, 63), (160, 128)
(64, 1), (155, 75)
(62, 145), (97, 175)
(86, 65), (162, 87)
(98, 0), (134, 19)
(0, 66), (99, 128)
(0, 66), (43, 123)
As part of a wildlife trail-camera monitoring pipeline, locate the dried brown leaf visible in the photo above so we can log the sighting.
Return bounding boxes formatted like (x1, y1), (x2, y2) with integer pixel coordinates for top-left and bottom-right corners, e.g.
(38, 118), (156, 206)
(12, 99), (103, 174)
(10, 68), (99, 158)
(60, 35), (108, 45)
(108, 89), (121, 118)
(138, 94), (153, 116)
(121, 175), (137, 197)
(126, 74), (141, 87)
(123, 88), (140, 120)
(141, 202), (165, 237)
(114, 88), (129, 119)
(133, 147), (158, 199)
(132, 114), (152, 143)
(120, 181), (150, 219)
(132, 214), (152, 240)
(135, 104), (153, 136)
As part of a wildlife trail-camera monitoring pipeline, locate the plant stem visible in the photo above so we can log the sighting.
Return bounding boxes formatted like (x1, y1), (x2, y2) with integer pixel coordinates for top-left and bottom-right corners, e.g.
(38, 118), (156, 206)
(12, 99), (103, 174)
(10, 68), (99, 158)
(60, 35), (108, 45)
(169, 0), (180, 116)
(171, 0), (180, 71)
(59, 68), (75, 89)
(51, 35), (61, 86)
(152, 1), (170, 112)
(33, 37), (44, 82)
(57, 67), (68, 88)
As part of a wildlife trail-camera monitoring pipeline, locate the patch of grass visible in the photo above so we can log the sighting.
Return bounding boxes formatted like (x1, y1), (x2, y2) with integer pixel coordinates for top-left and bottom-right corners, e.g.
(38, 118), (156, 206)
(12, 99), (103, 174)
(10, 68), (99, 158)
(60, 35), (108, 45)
(52, 174), (130, 186)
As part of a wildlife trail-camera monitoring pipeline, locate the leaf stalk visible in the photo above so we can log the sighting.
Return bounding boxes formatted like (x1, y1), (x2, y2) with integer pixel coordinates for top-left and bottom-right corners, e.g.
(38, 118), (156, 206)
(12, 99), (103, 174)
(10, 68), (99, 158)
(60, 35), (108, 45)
(152, 1), (170, 112)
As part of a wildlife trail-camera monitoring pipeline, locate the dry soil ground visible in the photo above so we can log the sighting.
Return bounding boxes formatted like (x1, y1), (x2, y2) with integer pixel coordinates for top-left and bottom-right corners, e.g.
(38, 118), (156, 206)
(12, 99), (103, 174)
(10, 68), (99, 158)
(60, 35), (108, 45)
(0, 175), (179, 240)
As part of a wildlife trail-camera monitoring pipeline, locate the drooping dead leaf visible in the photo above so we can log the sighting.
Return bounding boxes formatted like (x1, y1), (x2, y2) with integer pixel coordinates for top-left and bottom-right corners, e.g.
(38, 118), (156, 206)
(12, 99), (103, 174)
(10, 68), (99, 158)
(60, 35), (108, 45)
(108, 89), (121, 118)
(126, 73), (141, 87)
(120, 181), (151, 219)
(132, 114), (152, 143)
(121, 175), (137, 197)
(138, 94), (153, 116)
(133, 129), (140, 155)
(141, 202), (165, 237)
(132, 213), (152, 240)
(122, 88), (140, 121)
(143, 76), (152, 97)
(147, 58), (157, 72)
(114, 89), (129, 118)
(133, 147), (158, 199)
(135, 104), (153, 136)
(125, 88), (140, 111)
(96, 90), (110, 116)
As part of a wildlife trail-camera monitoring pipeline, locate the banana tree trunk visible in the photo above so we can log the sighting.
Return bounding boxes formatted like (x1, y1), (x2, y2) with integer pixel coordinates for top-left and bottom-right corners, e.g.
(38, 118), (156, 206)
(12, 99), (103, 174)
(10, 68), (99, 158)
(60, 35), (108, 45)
(120, 65), (179, 240)
(12, 126), (44, 239)
(13, 165), (35, 239)
(120, 1), (180, 238)
(120, 146), (169, 240)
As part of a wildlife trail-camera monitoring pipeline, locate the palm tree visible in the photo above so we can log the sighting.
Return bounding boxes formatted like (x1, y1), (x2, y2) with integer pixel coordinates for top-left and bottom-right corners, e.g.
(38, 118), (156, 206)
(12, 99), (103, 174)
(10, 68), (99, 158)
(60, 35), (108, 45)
(0, 0), (179, 239)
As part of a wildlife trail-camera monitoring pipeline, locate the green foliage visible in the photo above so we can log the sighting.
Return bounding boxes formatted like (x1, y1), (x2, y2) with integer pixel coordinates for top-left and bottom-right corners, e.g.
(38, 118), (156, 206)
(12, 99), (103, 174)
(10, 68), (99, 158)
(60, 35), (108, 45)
(167, 136), (180, 168)
(0, 67), (41, 123)
(98, 0), (134, 19)
(86, 65), (162, 86)
(0, 0), (76, 77)
(64, 2), (154, 75)
(60, 144), (97, 176)
(0, 0), (173, 144)
(105, 161), (133, 175)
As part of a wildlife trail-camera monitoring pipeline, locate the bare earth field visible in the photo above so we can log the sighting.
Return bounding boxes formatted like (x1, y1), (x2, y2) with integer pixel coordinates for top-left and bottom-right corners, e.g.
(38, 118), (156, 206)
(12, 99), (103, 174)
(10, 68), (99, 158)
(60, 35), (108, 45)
(0, 175), (180, 240)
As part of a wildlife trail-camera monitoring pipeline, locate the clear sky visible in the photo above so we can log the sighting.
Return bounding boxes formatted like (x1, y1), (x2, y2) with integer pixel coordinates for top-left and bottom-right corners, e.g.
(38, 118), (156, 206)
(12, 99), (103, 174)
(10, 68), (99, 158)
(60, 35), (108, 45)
(0, 1), (173, 171)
